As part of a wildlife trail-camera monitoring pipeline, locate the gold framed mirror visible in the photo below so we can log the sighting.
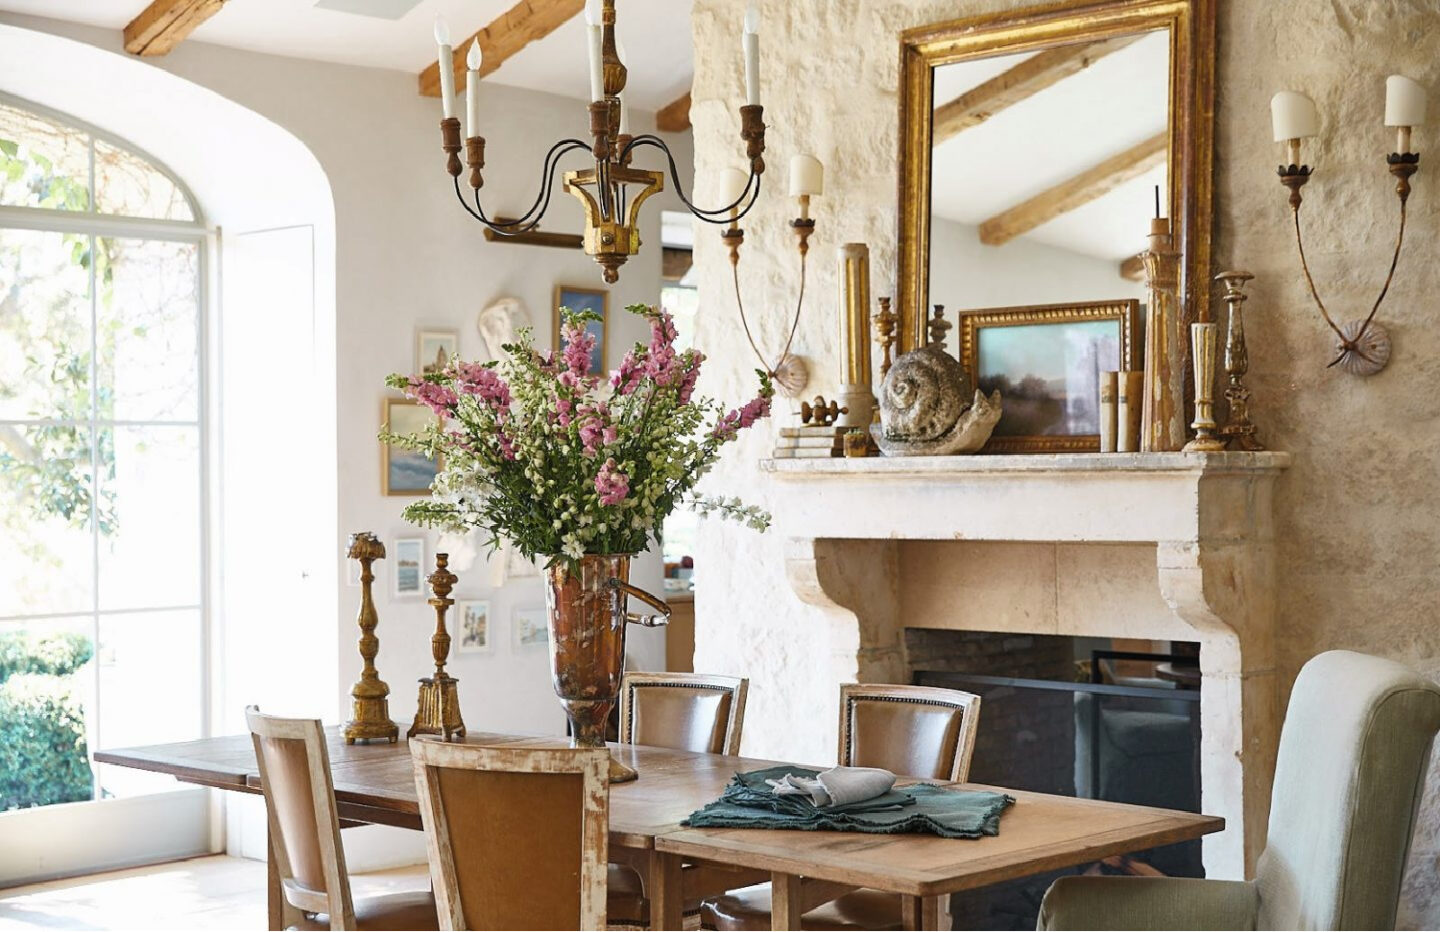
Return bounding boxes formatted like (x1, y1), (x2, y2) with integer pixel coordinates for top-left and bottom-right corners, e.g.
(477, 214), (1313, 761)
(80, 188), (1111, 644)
(895, 0), (1215, 353)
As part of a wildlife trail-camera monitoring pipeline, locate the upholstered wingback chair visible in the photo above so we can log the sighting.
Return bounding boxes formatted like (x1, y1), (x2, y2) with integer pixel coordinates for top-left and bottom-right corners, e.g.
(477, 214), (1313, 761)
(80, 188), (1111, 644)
(1038, 650), (1440, 931)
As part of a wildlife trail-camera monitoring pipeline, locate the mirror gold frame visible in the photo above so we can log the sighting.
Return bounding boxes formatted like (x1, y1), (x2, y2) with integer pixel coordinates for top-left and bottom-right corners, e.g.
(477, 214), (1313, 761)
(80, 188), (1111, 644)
(895, 0), (1215, 352)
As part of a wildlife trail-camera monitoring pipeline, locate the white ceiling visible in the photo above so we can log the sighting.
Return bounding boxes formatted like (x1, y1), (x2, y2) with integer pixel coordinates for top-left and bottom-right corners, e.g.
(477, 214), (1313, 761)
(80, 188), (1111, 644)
(0, 0), (694, 111)
(930, 30), (1170, 261)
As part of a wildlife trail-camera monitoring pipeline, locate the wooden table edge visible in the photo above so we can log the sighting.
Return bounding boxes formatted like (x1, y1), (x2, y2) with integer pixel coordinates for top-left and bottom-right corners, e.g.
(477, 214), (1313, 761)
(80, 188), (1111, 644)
(655, 814), (1225, 897)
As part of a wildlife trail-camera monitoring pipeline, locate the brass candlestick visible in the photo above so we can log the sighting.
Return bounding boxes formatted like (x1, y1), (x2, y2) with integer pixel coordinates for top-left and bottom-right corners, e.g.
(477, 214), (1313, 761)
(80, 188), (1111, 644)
(873, 296), (898, 379)
(1140, 218), (1185, 451)
(1216, 270), (1263, 450)
(1183, 322), (1226, 452)
(927, 305), (952, 354)
(344, 532), (398, 745)
(408, 554), (466, 742)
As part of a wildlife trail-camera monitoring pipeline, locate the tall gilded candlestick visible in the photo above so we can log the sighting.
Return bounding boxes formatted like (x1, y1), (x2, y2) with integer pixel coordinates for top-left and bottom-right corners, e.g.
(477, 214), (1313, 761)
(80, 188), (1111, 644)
(1140, 218), (1186, 451)
(873, 296), (898, 380)
(344, 532), (398, 744)
(1183, 320), (1226, 452)
(407, 553), (466, 742)
(836, 243), (875, 429)
(1216, 270), (1262, 450)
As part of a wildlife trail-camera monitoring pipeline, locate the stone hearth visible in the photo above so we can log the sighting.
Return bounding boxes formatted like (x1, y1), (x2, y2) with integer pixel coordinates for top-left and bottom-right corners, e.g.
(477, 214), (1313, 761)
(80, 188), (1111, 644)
(762, 450), (1289, 879)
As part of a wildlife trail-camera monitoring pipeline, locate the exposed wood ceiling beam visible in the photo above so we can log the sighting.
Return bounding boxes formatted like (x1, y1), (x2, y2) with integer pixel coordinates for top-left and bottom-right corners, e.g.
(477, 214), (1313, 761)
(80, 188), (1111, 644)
(1119, 253), (1145, 282)
(656, 93), (692, 132)
(978, 132), (1167, 247)
(933, 35), (1140, 144)
(419, 0), (584, 98)
(123, 0), (227, 56)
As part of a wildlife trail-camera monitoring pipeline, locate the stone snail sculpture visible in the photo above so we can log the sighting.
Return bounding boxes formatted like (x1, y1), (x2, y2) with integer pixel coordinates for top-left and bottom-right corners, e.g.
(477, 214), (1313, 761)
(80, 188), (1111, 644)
(869, 343), (1002, 456)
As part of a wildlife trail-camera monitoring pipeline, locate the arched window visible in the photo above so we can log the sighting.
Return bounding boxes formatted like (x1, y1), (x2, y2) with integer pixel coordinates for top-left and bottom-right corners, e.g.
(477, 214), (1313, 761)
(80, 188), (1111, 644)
(0, 96), (206, 811)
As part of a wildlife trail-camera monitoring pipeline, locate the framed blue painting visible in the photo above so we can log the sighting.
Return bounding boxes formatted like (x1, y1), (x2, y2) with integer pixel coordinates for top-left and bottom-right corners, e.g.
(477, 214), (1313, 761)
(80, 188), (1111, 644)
(553, 284), (608, 375)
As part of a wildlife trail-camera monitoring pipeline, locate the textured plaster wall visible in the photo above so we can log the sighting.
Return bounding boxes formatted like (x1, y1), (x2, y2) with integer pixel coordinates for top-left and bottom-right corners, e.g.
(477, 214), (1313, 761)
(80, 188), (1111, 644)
(689, 0), (1440, 921)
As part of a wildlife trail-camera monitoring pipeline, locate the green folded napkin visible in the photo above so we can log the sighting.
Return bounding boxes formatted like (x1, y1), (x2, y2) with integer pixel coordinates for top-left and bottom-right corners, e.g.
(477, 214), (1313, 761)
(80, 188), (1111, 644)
(681, 766), (1015, 838)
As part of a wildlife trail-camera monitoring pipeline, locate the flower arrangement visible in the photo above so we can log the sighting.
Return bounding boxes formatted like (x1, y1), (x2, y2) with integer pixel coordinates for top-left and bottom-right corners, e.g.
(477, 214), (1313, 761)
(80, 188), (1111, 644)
(384, 304), (773, 565)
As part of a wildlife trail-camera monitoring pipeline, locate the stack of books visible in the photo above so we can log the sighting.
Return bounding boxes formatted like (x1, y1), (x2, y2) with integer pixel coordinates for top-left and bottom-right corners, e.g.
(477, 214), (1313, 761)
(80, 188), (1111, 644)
(772, 425), (843, 459)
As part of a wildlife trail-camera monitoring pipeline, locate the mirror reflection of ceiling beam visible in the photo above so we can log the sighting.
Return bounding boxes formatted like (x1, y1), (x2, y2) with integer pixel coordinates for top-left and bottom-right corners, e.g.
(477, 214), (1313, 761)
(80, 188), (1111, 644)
(657, 93), (692, 132)
(933, 35), (1142, 143)
(419, 0), (584, 97)
(978, 132), (1167, 246)
(123, 0), (228, 56)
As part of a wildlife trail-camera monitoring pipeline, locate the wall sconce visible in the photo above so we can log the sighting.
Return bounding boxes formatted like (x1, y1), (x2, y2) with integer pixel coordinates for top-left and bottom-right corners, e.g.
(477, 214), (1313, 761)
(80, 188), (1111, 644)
(1270, 76), (1425, 376)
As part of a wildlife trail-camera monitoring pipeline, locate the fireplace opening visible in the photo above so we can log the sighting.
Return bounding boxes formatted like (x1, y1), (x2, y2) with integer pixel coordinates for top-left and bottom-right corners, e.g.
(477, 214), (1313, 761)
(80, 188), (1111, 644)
(907, 629), (1202, 930)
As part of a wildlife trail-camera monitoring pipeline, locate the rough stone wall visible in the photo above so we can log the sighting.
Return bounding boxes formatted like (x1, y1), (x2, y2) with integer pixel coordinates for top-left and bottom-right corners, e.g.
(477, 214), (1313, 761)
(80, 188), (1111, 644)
(689, 1), (1440, 922)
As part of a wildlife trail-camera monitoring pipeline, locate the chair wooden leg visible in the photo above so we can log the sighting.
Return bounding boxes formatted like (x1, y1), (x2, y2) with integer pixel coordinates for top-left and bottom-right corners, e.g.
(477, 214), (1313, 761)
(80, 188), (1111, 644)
(647, 850), (684, 931)
(771, 872), (804, 930)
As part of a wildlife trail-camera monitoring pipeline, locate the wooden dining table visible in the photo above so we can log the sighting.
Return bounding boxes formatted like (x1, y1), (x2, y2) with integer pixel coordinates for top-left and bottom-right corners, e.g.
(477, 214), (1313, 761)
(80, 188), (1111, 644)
(96, 729), (1223, 930)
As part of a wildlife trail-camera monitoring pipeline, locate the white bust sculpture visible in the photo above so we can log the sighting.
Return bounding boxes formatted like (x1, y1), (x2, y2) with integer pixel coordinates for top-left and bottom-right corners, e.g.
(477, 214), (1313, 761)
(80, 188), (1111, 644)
(477, 296), (532, 363)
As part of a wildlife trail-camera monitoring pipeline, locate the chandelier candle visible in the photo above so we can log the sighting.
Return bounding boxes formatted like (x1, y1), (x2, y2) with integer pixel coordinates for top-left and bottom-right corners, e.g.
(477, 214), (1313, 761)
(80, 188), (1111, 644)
(743, 3), (761, 107)
(433, 16), (455, 121)
(464, 41), (481, 142)
(585, 0), (604, 102)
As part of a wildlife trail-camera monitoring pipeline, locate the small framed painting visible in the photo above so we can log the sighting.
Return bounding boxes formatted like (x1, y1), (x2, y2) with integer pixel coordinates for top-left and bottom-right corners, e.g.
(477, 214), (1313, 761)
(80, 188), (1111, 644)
(392, 538), (425, 599)
(957, 300), (1140, 454)
(553, 285), (608, 375)
(456, 600), (492, 654)
(382, 398), (441, 496)
(513, 606), (549, 650)
(417, 329), (459, 376)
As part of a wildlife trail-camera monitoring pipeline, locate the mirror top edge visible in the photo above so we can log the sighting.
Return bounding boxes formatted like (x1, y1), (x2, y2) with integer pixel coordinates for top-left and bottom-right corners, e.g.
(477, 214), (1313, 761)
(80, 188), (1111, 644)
(900, 0), (1188, 64)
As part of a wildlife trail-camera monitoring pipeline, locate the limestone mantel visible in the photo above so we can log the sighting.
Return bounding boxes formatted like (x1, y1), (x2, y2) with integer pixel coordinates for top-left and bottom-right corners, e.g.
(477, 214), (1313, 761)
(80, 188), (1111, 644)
(761, 451), (1290, 880)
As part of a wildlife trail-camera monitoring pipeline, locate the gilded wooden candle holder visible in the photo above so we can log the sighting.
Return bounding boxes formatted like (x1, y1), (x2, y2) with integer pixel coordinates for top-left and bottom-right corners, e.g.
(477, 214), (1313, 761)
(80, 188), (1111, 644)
(408, 553), (466, 742)
(344, 532), (398, 745)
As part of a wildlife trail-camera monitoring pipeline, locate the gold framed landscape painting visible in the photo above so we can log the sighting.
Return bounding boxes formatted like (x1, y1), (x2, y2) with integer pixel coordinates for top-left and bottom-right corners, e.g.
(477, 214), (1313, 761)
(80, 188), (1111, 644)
(381, 398), (441, 496)
(553, 284), (608, 375)
(957, 300), (1140, 454)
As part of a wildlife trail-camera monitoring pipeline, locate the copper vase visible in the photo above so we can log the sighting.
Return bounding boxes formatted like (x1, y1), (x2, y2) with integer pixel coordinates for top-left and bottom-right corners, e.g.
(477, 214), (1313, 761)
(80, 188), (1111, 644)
(544, 553), (670, 783)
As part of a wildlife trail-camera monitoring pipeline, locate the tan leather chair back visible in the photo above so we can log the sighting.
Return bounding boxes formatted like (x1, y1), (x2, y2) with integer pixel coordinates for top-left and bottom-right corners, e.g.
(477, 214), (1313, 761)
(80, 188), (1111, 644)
(619, 672), (749, 755)
(411, 740), (610, 930)
(246, 706), (354, 924)
(838, 683), (981, 781)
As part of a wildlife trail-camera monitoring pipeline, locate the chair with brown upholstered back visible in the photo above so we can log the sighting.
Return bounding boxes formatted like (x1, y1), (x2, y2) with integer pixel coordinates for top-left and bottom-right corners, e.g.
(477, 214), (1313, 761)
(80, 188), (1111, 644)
(618, 671), (749, 755)
(409, 739), (610, 930)
(245, 707), (437, 931)
(700, 683), (983, 932)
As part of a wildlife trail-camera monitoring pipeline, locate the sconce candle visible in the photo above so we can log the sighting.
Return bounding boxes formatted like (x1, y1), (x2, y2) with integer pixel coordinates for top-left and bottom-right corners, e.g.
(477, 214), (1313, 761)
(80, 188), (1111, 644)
(585, 0), (604, 102)
(789, 154), (823, 221)
(434, 17), (456, 121)
(719, 167), (749, 228)
(1271, 90), (1319, 165)
(743, 3), (761, 108)
(1385, 75), (1426, 154)
(465, 41), (482, 141)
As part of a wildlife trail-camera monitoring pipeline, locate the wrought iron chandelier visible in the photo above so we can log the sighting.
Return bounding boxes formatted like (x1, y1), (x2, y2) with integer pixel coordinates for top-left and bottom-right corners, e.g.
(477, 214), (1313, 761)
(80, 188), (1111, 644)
(431, 1), (825, 393)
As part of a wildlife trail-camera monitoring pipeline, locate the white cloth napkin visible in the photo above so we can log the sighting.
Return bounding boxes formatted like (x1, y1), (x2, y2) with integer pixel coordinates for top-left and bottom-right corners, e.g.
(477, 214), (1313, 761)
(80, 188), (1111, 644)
(765, 766), (896, 807)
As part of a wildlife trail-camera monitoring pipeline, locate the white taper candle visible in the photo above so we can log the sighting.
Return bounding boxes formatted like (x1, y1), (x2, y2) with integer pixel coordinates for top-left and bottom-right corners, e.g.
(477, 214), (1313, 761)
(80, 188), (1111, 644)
(742, 4), (760, 108)
(434, 16), (455, 120)
(465, 41), (482, 140)
(585, 0), (605, 102)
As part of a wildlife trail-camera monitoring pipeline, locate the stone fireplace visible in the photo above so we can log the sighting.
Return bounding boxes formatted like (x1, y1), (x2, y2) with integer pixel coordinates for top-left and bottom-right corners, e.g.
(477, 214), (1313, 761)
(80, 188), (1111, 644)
(763, 450), (1288, 879)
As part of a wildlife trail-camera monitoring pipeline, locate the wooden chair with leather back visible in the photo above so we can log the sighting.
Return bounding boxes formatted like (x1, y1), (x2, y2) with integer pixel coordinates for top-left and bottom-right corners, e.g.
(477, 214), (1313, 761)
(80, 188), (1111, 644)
(700, 683), (983, 931)
(608, 672), (753, 927)
(245, 707), (438, 931)
(409, 739), (610, 930)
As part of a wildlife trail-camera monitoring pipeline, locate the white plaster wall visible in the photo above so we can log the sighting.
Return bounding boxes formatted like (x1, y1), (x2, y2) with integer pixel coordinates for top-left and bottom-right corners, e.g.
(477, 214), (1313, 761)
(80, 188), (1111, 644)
(1, 11), (692, 870)
(689, 1), (1440, 921)
(929, 216), (1145, 311)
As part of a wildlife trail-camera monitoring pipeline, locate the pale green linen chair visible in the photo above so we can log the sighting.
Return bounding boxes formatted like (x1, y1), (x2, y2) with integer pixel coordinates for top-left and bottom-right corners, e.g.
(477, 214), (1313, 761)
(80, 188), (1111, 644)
(1038, 650), (1440, 931)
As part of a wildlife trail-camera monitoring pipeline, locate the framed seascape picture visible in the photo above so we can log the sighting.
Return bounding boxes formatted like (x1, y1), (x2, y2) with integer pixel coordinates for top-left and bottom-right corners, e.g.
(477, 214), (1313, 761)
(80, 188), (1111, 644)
(456, 600), (492, 654)
(392, 537), (425, 598)
(957, 300), (1139, 454)
(553, 285), (608, 375)
(382, 398), (441, 496)
(513, 606), (549, 650)
(416, 329), (459, 375)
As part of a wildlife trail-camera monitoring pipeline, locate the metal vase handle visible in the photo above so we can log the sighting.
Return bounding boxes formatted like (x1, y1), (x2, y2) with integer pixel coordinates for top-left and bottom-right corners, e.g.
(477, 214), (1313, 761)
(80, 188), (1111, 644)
(608, 578), (671, 627)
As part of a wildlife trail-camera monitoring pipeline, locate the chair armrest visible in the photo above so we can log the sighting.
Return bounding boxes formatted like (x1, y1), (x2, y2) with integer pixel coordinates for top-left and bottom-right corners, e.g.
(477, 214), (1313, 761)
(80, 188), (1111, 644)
(1037, 876), (1259, 930)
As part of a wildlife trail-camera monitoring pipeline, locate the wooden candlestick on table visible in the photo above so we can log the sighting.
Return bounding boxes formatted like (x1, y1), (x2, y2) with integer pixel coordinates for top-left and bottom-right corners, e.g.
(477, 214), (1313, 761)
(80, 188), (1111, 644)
(408, 553), (466, 742)
(344, 532), (398, 745)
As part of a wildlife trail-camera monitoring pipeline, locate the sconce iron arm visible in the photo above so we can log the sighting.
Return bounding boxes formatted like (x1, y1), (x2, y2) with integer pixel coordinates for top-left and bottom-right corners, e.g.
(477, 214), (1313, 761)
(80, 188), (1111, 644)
(732, 239), (809, 380)
(1288, 201), (1348, 346)
(1360, 194), (1410, 344)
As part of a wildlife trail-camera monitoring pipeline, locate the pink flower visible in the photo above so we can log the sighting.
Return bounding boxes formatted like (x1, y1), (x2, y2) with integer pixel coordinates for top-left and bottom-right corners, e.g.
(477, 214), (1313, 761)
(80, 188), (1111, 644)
(561, 318), (596, 377)
(710, 392), (773, 441)
(594, 458), (630, 506)
(611, 350), (645, 396)
(496, 429), (517, 461)
(676, 350), (704, 404)
(553, 396), (573, 428)
(576, 402), (613, 458)
(452, 362), (512, 414)
(643, 310), (682, 386)
(406, 377), (458, 417)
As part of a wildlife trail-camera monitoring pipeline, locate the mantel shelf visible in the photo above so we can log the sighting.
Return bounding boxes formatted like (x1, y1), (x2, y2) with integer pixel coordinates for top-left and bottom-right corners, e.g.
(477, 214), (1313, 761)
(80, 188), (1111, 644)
(762, 450), (1290, 479)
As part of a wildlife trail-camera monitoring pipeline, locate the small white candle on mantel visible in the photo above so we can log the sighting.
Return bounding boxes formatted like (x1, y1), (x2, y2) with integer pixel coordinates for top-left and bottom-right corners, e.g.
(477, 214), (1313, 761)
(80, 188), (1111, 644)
(719, 167), (749, 227)
(1385, 75), (1426, 154)
(585, 0), (605, 103)
(742, 3), (761, 108)
(789, 154), (823, 220)
(434, 16), (456, 121)
(465, 41), (483, 140)
(1270, 90), (1319, 165)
